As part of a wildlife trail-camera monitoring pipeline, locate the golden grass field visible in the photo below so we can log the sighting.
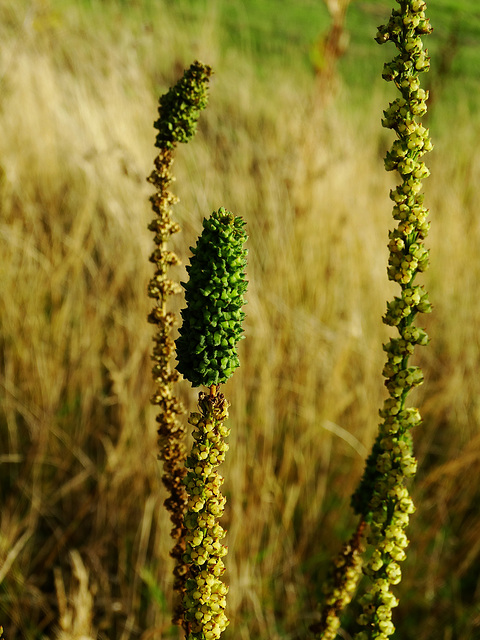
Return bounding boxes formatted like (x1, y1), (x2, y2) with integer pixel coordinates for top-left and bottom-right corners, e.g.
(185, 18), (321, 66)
(1, 1), (480, 639)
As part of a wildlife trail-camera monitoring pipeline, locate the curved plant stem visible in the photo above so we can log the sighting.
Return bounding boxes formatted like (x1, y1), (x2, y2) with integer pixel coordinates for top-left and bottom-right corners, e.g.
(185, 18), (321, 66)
(146, 60), (212, 625)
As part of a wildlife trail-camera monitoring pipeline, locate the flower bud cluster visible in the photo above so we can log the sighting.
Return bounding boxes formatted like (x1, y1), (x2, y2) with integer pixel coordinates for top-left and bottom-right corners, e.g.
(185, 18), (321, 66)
(352, 2), (432, 637)
(176, 208), (248, 388)
(312, 521), (365, 639)
(355, 481), (415, 640)
(154, 60), (213, 149)
(183, 391), (231, 640)
(379, 4), (433, 293)
(146, 62), (212, 627)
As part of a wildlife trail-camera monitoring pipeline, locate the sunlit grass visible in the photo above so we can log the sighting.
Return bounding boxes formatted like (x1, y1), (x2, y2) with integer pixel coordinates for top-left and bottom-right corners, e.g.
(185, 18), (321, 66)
(1, 1), (480, 639)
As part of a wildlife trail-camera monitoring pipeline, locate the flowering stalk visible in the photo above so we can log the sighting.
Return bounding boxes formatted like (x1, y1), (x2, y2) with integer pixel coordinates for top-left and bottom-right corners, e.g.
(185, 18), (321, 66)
(349, 2), (433, 638)
(176, 208), (248, 638)
(182, 389), (230, 640)
(147, 60), (212, 625)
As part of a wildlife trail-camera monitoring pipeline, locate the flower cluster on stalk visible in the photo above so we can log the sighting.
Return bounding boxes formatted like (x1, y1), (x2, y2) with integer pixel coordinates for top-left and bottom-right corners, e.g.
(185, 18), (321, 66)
(175, 207), (247, 638)
(350, 2), (433, 638)
(176, 208), (248, 388)
(182, 391), (231, 640)
(147, 60), (212, 626)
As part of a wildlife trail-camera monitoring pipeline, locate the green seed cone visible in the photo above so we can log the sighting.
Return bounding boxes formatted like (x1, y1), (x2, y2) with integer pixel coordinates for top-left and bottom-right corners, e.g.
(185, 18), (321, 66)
(154, 60), (213, 150)
(176, 208), (248, 388)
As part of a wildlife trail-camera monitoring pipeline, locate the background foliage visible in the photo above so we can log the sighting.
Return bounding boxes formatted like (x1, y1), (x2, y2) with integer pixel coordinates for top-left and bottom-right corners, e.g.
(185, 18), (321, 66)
(1, 0), (480, 638)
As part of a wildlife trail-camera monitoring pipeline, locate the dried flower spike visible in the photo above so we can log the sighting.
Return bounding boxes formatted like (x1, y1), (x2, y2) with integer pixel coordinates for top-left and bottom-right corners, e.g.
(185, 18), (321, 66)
(147, 60), (212, 626)
(350, 2), (433, 638)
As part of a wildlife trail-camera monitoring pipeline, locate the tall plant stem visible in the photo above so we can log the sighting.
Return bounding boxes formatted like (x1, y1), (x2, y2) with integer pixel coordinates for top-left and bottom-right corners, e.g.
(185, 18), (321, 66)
(350, 2), (433, 638)
(146, 61), (212, 625)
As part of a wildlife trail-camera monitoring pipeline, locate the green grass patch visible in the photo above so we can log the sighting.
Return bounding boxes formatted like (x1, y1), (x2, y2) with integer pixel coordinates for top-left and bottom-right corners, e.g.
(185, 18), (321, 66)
(50, 0), (480, 106)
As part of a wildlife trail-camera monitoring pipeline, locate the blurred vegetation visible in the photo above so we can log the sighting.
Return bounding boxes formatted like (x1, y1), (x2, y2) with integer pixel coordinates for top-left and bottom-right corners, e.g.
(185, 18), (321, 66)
(1, 0), (480, 639)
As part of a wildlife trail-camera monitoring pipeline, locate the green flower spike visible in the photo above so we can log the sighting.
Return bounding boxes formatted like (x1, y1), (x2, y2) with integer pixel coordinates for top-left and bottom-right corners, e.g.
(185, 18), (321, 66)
(350, 2), (433, 638)
(147, 60), (212, 627)
(176, 207), (248, 389)
(155, 60), (213, 149)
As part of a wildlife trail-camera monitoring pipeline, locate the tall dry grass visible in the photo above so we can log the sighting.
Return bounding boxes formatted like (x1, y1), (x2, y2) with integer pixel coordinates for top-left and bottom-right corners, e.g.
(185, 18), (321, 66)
(1, 1), (480, 639)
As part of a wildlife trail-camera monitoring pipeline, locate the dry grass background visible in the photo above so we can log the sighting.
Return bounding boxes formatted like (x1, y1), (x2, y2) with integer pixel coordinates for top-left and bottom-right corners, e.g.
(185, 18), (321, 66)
(1, 1), (480, 639)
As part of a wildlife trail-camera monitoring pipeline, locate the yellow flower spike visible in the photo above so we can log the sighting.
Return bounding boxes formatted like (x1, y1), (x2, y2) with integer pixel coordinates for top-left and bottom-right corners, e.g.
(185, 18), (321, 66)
(350, 1), (432, 637)
(182, 390), (231, 640)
